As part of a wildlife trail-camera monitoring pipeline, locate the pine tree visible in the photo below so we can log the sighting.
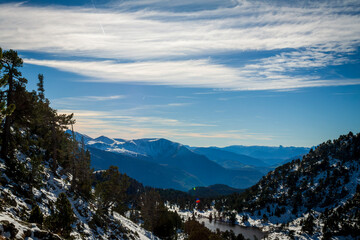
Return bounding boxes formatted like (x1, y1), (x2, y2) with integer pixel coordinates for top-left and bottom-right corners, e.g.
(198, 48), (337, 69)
(302, 213), (315, 235)
(71, 135), (92, 198)
(29, 205), (44, 225)
(0, 49), (27, 160)
(140, 189), (181, 239)
(140, 189), (162, 231)
(95, 166), (129, 212)
(228, 212), (237, 225)
(0, 47), (15, 123)
(262, 213), (268, 222)
(45, 192), (75, 237)
(29, 155), (43, 189)
(37, 73), (45, 101)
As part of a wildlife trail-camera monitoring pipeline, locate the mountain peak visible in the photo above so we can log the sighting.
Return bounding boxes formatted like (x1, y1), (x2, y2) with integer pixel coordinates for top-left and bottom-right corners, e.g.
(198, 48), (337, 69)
(94, 135), (116, 145)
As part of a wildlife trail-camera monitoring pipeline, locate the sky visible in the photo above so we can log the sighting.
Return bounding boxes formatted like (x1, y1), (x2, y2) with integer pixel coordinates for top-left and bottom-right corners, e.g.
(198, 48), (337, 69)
(0, 0), (360, 147)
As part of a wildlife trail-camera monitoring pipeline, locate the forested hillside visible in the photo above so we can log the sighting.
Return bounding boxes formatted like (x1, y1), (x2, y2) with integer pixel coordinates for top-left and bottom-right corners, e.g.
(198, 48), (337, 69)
(216, 132), (360, 239)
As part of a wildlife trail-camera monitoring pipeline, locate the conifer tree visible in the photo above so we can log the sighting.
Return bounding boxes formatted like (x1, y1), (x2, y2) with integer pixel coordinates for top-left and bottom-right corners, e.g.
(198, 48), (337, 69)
(140, 189), (162, 231)
(0, 49), (27, 160)
(45, 192), (75, 237)
(302, 213), (315, 235)
(71, 135), (92, 198)
(0, 47), (14, 123)
(29, 205), (44, 225)
(37, 73), (45, 101)
(95, 166), (129, 212)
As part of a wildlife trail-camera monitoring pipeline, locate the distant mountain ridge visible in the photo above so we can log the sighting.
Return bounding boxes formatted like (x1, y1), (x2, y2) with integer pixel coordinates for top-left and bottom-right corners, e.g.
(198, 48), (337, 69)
(222, 145), (310, 165)
(70, 132), (264, 191)
(191, 147), (268, 168)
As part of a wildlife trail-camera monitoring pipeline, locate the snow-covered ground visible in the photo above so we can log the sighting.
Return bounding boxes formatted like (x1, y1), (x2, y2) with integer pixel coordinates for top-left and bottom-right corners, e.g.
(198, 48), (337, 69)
(0, 156), (159, 240)
(113, 212), (160, 240)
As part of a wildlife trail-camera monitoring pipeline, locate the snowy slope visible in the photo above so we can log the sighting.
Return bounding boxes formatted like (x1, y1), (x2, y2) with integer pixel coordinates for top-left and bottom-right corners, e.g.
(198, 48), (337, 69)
(80, 134), (180, 160)
(214, 132), (360, 239)
(0, 154), (159, 240)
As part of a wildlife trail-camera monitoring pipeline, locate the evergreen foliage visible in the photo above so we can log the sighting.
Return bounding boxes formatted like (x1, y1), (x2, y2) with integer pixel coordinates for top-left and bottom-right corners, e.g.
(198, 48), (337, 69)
(184, 219), (222, 240)
(95, 166), (130, 212)
(301, 213), (315, 235)
(71, 135), (92, 198)
(322, 190), (360, 238)
(0, 47), (15, 123)
(140, 189), (182, 239)
(214, 132), (360, 238)
(37, 73), (45, 101)
(29, 205), (44, 225)
(45, 193), (75, 238)
(0, 47), (96, 200)
(0, 48), (27, 160)
(216, 132), (360, 214)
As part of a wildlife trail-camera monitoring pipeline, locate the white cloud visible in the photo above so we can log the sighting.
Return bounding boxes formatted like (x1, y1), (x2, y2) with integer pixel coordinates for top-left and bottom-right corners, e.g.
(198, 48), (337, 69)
(1, 1), (360, 90)
(51, 95), (125, 107)
(59, 109), (271, 146)
(26, 57), (360, 91)
(60, 109), (214, 128)
(0, 2), (359, 59)
(59, 95), (124, 101)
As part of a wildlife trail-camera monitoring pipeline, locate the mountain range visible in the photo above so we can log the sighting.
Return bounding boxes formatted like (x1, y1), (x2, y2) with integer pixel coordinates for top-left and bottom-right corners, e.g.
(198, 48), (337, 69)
(191, 145), (310, 167)
(71, 131), (309, 191)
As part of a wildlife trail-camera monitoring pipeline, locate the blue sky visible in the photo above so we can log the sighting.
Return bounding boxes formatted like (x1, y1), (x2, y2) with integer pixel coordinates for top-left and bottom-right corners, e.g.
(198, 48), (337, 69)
(1, 0), (359, 147)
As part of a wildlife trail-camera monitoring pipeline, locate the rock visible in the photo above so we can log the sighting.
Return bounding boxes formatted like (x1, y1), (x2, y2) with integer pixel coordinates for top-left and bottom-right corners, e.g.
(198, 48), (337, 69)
(0, 220), (19, 238)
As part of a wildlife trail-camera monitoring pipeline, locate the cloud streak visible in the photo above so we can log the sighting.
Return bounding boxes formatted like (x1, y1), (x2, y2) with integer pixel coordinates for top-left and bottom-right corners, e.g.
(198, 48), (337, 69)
(60, 95), (125, 101)
(1, 1), (359, 90)
(26, 57), (360, 91)
(1, 2), (359, 59)
(59, 109), (272, 146)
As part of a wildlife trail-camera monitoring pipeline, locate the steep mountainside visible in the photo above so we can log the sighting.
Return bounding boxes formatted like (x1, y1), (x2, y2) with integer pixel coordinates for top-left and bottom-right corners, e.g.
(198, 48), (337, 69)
(218, 132), (360, 239)
(89, 146), (203, 190)
(74, 133), (265, 191)
(0, 156), (158, 240)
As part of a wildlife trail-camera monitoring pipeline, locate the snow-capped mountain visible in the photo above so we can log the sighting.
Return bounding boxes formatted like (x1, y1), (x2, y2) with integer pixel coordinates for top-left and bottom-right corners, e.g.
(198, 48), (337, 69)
(76, 133), (187, 160)
(71, 132), (265, 191)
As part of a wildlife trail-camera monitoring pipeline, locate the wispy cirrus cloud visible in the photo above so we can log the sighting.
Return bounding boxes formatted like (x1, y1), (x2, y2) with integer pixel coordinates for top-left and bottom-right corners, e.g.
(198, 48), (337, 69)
(52, 95), (125, 107)
(26, 57), (360, 91)
(1, 0), (360, 90)
(60, 109), (272, 146)
(59, 95), (125, 101)
(60, 109), (214, 127)
(1, 1), (359, 59)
